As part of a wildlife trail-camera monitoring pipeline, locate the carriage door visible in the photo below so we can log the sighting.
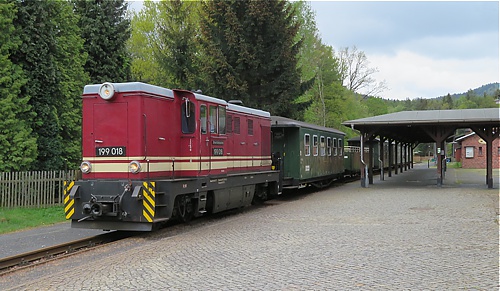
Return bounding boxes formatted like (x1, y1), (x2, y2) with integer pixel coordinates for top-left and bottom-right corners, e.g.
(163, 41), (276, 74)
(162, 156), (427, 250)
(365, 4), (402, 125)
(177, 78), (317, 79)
(199, 104), (210, 173)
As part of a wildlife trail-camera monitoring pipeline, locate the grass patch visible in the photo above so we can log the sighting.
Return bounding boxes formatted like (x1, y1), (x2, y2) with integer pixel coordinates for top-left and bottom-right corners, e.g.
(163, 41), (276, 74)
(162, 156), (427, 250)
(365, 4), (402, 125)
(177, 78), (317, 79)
(447, 162), (462, 168)
(0, 206), (66, 235)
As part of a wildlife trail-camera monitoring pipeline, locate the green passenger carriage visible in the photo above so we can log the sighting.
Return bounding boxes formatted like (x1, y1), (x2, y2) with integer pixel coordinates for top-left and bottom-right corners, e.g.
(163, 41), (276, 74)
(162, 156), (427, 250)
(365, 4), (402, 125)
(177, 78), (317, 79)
(271, 116), (346, 188)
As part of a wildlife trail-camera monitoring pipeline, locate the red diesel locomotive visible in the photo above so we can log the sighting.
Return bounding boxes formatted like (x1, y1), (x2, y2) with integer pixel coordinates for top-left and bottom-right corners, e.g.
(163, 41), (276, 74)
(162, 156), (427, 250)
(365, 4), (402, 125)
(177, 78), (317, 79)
(65, 82), (280, 231)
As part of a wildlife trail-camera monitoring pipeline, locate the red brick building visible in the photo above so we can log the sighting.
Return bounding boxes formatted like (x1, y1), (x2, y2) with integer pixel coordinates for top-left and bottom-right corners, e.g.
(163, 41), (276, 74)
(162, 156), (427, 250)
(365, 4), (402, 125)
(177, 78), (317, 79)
(455, 133), (500, 169)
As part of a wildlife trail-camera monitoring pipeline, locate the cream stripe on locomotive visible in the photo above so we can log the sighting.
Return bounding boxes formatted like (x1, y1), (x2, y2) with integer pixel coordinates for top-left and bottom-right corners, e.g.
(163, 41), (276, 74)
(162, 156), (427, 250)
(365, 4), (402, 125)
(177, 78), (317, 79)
(83, 156), (270, 161)
(83, 156), (272, 173)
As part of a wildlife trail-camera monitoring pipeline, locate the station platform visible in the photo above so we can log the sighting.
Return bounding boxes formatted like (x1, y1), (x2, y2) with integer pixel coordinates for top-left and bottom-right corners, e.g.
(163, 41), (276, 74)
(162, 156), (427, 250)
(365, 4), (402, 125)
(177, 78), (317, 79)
(368, 162), (499, 189)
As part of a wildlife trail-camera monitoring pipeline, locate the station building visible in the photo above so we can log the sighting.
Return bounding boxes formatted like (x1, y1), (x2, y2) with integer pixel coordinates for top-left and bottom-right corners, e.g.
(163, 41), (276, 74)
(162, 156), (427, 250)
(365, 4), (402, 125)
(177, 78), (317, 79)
(455, 132), (500, 169)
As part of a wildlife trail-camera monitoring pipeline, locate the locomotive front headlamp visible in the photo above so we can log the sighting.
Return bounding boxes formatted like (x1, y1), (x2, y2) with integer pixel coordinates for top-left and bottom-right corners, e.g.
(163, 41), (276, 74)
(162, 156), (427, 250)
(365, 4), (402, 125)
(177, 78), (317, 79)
(129, 161), (142, 174)
(99, 82), (115, 100)
(80, 161), (92, 174)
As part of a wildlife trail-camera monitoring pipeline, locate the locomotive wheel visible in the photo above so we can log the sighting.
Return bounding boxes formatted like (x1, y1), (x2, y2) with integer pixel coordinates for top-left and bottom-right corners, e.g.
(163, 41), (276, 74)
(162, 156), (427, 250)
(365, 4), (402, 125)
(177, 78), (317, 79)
(175, 195), (194, 222)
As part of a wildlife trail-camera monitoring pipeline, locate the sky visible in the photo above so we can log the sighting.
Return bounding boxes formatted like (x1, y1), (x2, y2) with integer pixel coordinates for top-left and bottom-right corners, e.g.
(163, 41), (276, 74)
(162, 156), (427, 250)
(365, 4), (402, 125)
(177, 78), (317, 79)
(309, 1), (499, 100)
(128, 1), (499, 100)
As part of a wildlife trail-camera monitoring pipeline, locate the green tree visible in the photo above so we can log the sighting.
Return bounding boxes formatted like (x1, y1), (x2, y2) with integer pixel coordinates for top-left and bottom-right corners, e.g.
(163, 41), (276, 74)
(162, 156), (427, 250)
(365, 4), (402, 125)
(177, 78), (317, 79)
(364, 97), (388, 116)
(442, 93), (453, 109)
(128, 1), (165, 84)
(0, 0), (37, 171)
(200, 0), (309, 118)
(155, 0), (201, 89)
(73, 0), (131, 83)
(13, 0), (65, 170)
(12, 0), (88, 170)
(55, 1), (89, 169)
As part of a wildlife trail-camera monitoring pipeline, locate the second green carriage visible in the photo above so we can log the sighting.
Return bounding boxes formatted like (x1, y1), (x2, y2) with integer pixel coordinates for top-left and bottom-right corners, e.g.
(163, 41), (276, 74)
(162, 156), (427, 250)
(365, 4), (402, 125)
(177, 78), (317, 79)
(271, 116), (346, 188)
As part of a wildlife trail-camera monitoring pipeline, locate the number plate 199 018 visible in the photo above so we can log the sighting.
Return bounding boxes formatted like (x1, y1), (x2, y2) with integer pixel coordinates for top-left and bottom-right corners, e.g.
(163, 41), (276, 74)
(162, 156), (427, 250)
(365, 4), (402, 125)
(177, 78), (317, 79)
(96, 146), (126, 157)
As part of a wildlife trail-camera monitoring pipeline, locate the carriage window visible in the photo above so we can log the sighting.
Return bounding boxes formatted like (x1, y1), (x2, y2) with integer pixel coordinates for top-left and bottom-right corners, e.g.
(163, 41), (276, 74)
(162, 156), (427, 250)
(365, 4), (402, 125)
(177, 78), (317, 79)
(338, 138), (343, 156)
(181, 100), (196, 134)
(320, 136), (326, 156)
(313, 135), (318, 156)
(234, 117), (240, 134)
(200, 105), (207, 134)
(209, 106), (217, 133)
(333, 138), (337, 156)
(304, 134), (310, 156)
(327, 137), (332, 156)
(248, 119), (253, 135)
(218, 106), (226, 134)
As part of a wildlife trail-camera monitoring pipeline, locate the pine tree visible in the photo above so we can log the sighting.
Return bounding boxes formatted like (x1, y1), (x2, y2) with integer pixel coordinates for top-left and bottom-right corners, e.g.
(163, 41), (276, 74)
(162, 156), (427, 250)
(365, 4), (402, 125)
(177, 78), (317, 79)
(73, 0), (131, 83)
(12, 0), (64, 170)
(200, 0), (308, 118)
(0, 0), (37, 171)
(55, 1), (89, 169)
(12, 0), (88, 170)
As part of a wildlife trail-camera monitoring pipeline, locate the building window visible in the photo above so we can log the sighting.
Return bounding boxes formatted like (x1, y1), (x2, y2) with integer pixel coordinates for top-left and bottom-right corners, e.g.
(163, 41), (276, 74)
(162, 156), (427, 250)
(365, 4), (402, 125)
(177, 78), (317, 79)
(498, 147), (500, 156)
(313, 135), (318, 156)
(327, 137), (332, 156)
(478, 146), (483, 156)
(320, 136), (326, 156)
(304, 134), (310, 156)
(465, 146), (474, 158)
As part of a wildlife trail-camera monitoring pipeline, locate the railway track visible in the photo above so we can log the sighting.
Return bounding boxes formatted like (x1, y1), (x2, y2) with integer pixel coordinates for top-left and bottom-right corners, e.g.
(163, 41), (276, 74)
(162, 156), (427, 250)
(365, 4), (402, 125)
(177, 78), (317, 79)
(0, 231), (134, 275)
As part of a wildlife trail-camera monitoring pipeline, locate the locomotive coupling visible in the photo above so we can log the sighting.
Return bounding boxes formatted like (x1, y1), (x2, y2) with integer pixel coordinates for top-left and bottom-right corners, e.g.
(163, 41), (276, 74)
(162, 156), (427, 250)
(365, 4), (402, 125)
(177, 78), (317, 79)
(82, 202), (112, 217)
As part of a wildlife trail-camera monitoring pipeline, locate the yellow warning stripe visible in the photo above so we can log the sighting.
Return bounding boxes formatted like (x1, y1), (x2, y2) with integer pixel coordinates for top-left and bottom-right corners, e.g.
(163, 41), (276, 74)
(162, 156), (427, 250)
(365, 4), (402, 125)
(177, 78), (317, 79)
(63, 181), (75, 220)
(142, 182), (156, 222)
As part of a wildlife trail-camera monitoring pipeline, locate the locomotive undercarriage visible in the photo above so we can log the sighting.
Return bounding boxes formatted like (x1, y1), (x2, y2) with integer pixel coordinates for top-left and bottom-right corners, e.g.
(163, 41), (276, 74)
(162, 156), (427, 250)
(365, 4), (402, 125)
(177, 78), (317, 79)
(68, 171), (280, 231)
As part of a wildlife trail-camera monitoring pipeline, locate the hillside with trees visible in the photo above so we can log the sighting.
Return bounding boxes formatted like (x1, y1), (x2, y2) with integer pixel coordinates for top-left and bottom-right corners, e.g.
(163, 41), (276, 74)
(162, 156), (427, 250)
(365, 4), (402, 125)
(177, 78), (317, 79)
(0, 0), (497, 171)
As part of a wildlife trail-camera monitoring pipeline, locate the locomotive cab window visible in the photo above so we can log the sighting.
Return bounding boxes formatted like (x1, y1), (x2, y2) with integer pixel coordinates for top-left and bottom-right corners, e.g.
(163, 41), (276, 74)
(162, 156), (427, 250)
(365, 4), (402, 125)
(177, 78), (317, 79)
(209, 105), (217, 133)
(304, 134), (310, 156)
(182, 100), (196, 134)
(218, 106), (226, 134)
(200, 105), (207, 134)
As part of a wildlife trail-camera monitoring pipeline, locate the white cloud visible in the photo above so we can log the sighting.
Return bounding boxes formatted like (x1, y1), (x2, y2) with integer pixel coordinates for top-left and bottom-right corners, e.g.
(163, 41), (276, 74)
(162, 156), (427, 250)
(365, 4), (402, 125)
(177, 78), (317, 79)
(369, 50), (499, 100)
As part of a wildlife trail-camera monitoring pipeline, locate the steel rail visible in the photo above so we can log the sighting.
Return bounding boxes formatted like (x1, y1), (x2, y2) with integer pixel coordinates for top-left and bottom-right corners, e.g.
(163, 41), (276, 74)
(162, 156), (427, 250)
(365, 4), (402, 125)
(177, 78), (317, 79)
(0, 231), (132, 275)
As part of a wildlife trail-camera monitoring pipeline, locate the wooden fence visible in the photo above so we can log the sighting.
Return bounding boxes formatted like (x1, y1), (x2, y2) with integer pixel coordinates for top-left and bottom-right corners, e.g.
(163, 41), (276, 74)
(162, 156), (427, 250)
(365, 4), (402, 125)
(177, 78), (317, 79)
(0, 170), (77, 208)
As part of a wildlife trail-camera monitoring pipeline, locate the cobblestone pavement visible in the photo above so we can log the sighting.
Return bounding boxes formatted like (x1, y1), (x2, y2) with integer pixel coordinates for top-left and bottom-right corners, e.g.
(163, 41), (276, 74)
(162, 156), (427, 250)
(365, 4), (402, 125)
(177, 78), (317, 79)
(1, 165), (498, 290)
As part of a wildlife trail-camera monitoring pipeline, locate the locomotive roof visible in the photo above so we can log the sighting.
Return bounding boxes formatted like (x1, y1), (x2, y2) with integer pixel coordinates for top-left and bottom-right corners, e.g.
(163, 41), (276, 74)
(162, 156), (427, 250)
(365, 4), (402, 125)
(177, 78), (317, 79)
(83, 82), (175, 97)
(271, 116), (345, 135)
(190, 91), (270, 118)
(83, 82), (270, 118)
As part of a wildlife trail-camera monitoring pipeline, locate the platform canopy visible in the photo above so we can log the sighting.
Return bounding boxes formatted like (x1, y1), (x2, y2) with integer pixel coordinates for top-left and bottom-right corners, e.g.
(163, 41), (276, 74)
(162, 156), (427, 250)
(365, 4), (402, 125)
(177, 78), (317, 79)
(342, 108), (500, 188)
(343, 108), (499, 143)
